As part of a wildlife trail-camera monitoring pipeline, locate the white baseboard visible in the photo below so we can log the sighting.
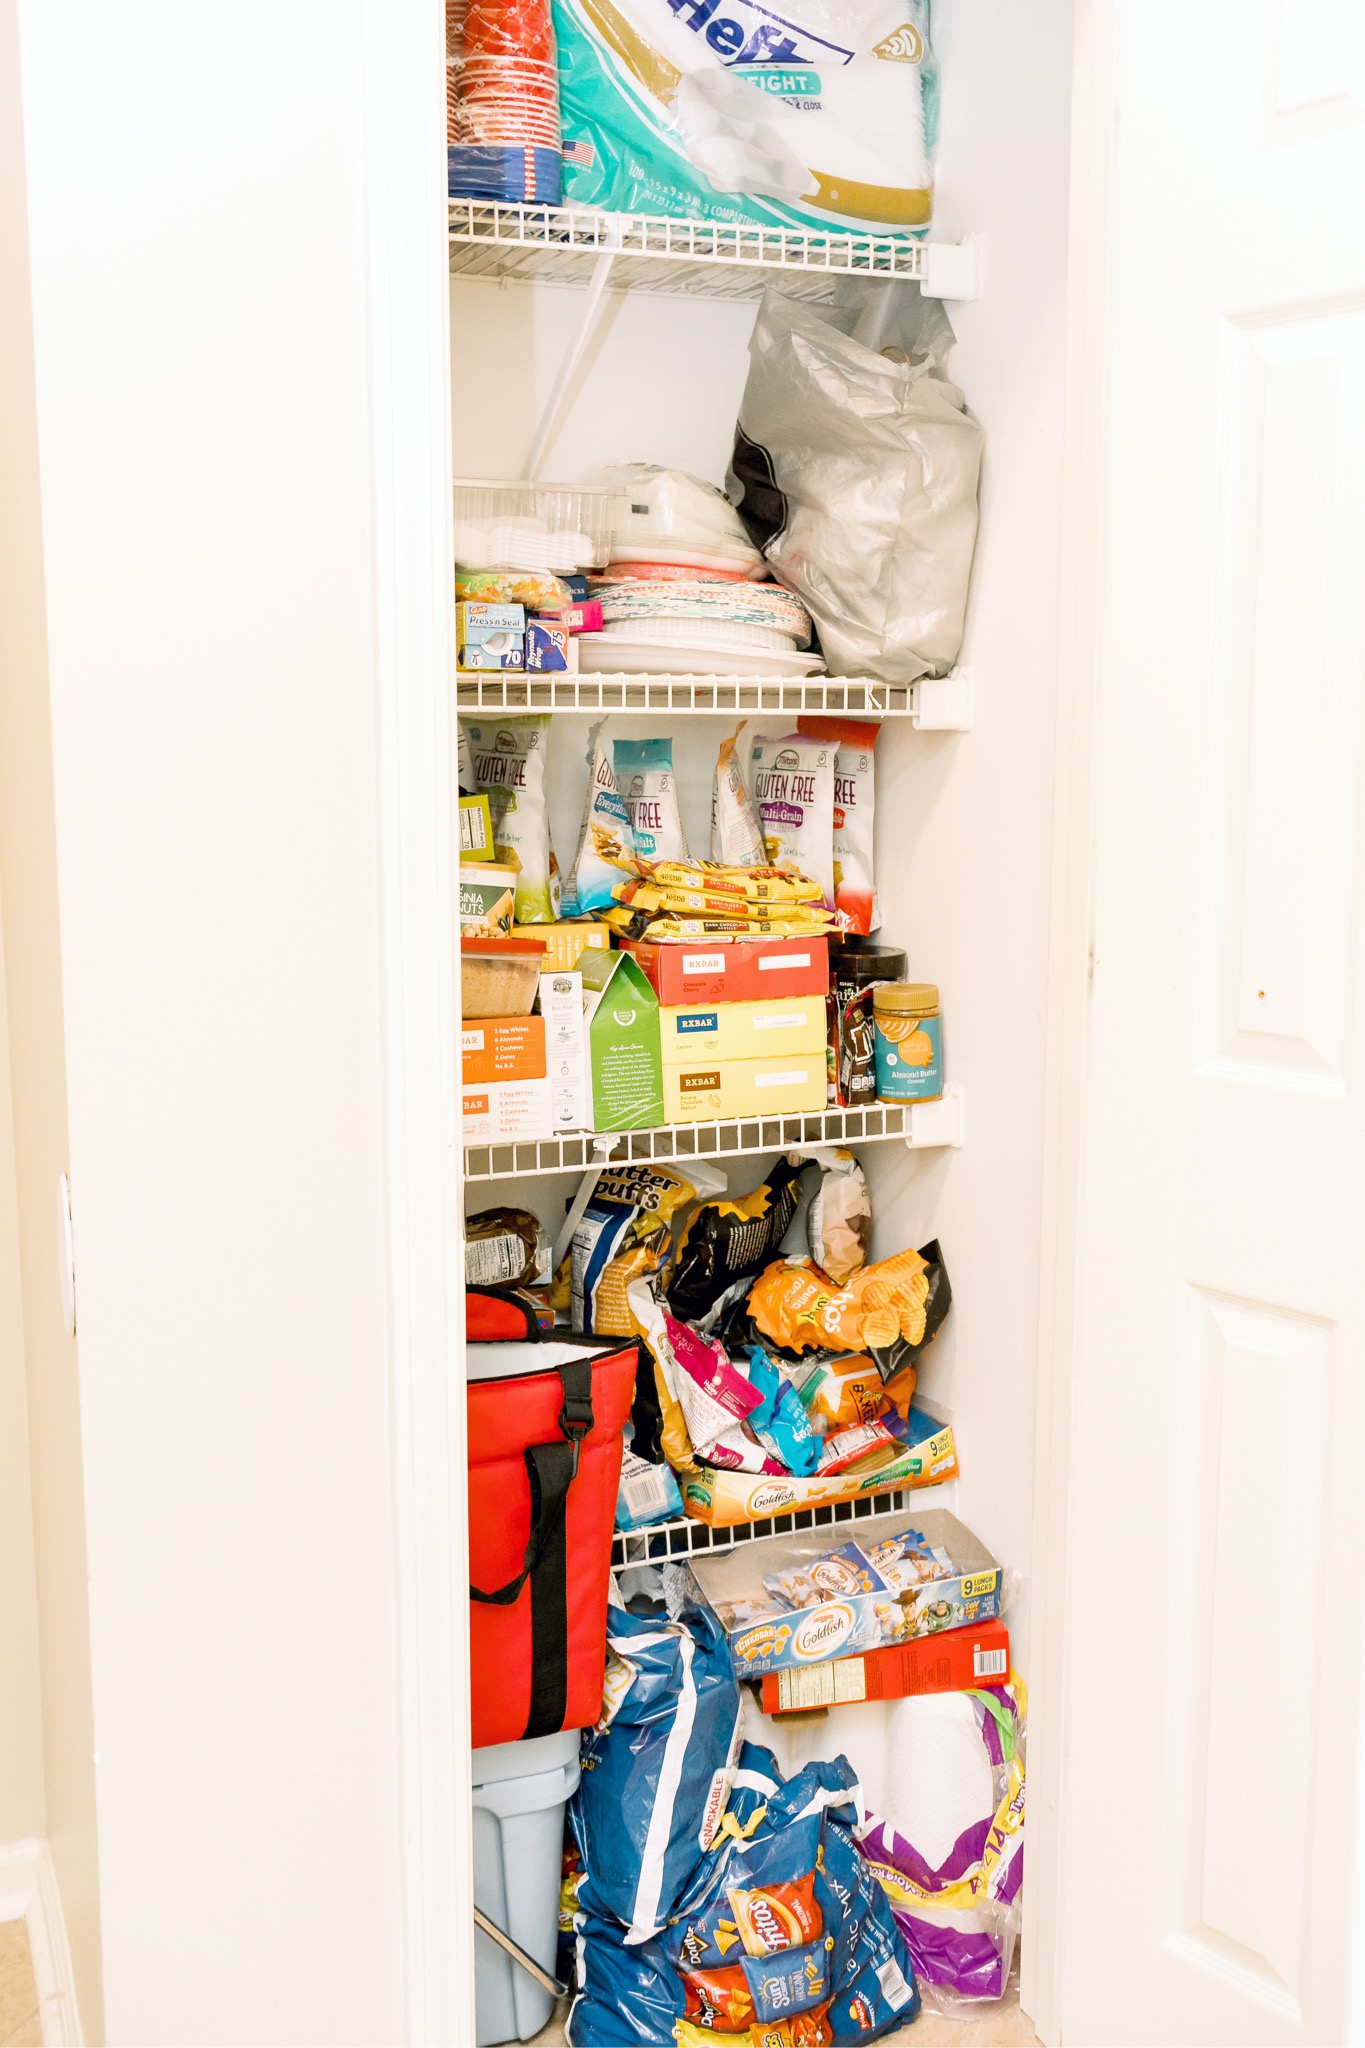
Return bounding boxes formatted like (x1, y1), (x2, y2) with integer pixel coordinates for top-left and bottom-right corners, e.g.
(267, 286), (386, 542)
(0, 1839), (83, 2046)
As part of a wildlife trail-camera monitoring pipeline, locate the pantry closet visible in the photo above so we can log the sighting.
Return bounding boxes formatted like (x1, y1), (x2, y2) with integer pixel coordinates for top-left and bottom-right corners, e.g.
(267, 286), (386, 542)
(448, 0), (1069, 2034)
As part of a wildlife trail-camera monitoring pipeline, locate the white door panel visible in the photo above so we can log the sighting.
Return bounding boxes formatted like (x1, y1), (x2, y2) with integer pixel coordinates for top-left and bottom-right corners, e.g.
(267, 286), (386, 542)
(1057, 0), (1365, 2041)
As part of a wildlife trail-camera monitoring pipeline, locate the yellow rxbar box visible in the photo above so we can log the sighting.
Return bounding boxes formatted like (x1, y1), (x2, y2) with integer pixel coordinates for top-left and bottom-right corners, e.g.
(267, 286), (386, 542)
(663, 1051), (827, 1124)
(659, 994), (826, 1067)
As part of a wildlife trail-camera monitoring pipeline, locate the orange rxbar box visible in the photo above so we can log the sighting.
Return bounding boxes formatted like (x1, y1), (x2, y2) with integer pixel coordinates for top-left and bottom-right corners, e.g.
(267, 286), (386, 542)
(461, 1015), (546, 1086)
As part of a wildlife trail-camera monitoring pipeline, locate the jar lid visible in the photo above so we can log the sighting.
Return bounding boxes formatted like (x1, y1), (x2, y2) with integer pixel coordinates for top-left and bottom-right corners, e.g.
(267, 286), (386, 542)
(873, 981), (939, 1011)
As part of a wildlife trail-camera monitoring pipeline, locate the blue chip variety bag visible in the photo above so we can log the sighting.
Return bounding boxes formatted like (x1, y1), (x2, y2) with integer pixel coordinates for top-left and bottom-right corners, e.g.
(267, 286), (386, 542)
(570, 1568), (744, 1942)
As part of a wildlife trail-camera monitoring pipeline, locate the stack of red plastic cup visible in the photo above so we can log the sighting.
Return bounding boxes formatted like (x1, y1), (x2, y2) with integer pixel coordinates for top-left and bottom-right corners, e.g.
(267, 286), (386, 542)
(455, 0), (561, 154)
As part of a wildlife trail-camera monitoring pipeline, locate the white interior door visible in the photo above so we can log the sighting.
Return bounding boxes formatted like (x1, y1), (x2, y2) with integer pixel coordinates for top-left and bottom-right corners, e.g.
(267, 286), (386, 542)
(1048, 0), (1365, 2042)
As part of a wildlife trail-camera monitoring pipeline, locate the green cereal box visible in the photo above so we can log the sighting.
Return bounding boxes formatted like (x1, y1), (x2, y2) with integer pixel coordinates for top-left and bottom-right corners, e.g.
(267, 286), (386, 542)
(578, 949), (663, 1130)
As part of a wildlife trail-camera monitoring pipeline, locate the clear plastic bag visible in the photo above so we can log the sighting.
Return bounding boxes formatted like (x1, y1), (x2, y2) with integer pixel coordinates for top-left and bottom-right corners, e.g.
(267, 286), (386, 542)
(728, 281), (983, 682)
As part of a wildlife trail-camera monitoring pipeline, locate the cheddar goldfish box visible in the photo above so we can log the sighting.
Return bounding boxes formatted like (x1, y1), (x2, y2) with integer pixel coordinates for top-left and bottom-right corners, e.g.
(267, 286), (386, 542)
(688, 1507), (1001, 1679)
(679, 1408), (958, 1528)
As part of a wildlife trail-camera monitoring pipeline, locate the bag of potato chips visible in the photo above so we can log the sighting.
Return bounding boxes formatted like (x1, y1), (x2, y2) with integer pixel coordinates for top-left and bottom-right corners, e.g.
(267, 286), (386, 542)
(563, 718), (638, 916)
(746, 1240), (951, 1381)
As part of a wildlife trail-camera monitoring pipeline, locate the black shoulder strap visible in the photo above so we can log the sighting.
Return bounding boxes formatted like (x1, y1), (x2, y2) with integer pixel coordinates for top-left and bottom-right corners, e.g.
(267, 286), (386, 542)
(469, 1358), (596, 1739)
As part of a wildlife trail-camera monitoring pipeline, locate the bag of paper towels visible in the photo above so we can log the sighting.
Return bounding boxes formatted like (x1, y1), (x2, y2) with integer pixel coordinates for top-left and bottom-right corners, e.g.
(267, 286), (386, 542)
(552, 0), (938, 234)
(757, 1680), (1026, 2010)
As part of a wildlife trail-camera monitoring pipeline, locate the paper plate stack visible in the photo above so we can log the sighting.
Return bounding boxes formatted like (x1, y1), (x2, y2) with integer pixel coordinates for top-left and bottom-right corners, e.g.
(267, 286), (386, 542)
(579, 464), (821, 676)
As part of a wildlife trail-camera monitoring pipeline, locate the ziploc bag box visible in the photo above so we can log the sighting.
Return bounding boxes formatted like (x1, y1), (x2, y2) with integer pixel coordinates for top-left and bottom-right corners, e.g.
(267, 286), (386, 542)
(659, 994), (826, 1065)
(680, 1406), (958, 1527)
(579, 948), (663, 1130)
(624, 934), (829, 1006)
(457, 602), (525, 672)
(688, 1507), (1001, 1677)
(663, 1050), (826, 1123)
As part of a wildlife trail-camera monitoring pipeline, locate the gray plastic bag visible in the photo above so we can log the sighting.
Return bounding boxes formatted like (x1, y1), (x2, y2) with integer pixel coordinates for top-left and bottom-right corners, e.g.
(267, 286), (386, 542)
(727, 283), (982, 683)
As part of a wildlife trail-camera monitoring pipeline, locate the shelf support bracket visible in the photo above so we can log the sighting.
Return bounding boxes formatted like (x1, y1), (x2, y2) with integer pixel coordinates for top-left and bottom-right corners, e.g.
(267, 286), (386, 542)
(905, 1084), (965, 1151)
(911, 666), (974, 732)
(522, 248), (617, 481)
(920, 235), (983, 302)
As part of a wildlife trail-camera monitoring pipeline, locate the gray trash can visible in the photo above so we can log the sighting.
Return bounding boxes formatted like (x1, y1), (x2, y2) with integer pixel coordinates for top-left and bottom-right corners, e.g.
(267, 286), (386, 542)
(473, 1729), (581, 2045)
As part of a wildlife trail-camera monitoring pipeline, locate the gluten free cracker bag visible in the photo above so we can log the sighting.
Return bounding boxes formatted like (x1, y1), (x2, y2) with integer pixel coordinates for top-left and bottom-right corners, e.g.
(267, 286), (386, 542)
(461, 714), (561, 923)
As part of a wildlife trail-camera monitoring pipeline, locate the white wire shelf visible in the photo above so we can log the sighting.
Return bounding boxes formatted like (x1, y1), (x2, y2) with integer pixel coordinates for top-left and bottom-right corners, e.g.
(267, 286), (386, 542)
(612, 1477), (957, 1568)
(448, 201), (982, 302)
(463, 1088), (964, 1182)
(455, 668), (973, 728)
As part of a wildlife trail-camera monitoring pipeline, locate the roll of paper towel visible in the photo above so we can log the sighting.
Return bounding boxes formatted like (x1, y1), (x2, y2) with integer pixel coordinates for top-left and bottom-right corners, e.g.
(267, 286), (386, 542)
(753, 1692), (997, 1871)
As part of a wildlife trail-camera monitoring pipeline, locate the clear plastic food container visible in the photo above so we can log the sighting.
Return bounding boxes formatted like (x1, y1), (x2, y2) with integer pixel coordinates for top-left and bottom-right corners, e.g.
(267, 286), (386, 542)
(452, 478), (623, 574)
(460, 935), (547, 1018)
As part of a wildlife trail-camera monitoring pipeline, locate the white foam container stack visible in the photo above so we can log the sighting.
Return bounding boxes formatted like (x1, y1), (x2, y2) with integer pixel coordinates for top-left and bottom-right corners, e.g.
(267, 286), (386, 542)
(472, 1728), (581, 2045)
(453, 478), (623, 574)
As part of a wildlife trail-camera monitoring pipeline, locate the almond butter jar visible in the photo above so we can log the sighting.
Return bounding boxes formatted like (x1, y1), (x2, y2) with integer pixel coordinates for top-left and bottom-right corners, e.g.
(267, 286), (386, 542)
(873, 983), (943, 1102)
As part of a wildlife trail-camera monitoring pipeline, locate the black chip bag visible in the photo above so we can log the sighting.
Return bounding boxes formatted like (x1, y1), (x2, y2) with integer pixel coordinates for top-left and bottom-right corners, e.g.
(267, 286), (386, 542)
(667, 1159), (810, 1323)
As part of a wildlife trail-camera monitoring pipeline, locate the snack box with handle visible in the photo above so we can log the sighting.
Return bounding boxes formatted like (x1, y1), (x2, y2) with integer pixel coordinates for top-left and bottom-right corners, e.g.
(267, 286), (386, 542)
(678, 1406), (959, 1528)
(688, 1507), (1002, 1678)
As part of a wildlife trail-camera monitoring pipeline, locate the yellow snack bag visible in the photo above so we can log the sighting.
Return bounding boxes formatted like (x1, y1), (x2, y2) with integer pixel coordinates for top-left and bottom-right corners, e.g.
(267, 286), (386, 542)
(747, 1245), (949, 1368)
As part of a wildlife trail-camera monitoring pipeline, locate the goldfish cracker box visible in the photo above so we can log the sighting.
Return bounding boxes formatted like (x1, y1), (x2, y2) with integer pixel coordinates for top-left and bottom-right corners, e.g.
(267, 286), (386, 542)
(680, 1406), (958, 1527)
(688, 1508), (1001, 1679)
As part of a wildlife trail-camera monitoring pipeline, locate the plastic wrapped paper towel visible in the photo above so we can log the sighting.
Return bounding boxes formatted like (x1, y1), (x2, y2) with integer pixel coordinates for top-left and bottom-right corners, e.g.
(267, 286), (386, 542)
(753, 1682), (1027, 2011)
(553, 0), (939, 235)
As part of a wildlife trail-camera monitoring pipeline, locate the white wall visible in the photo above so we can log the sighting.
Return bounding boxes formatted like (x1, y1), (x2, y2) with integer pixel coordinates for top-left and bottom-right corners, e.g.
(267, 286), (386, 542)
(9, 2), (409, 2040)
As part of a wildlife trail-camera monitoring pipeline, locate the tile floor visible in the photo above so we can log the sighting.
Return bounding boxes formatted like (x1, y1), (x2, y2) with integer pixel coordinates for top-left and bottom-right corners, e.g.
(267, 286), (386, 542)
(0, 1920), (40, 2048)
(527, 1964), (1041, 2045)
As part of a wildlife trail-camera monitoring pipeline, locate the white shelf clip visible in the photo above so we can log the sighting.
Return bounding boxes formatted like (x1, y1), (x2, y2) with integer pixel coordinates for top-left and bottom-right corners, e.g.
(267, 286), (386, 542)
(911, 666), (973, 732)
(920, 235), (983, 303)
(905, 1084), (965, 1151)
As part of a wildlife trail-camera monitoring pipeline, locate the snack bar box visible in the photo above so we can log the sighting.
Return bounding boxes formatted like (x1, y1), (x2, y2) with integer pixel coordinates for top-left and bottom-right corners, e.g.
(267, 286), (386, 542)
(688, 1507), (1002, 1679)
(662, 1051), (826, 1124)
(659, 994), (826, 1065)
(461, 1013), (551, 1144)
(680, 1407), (959, 1528)
(624, 934), (829, 1007)
(512, 921), (610, 972)
(760, 1615), (1011, 1716)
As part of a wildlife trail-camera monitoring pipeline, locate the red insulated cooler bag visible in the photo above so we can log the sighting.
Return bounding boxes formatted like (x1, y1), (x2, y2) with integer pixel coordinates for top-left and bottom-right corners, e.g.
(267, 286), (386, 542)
(467, 1336), (637, 1750)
